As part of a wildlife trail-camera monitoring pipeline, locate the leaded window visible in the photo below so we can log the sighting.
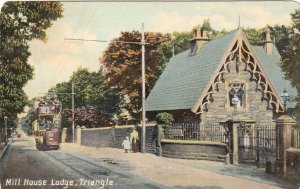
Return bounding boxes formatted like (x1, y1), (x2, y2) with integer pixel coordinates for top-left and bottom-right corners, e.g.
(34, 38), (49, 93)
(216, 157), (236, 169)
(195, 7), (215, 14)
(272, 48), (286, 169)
(228, 83), (245, 109)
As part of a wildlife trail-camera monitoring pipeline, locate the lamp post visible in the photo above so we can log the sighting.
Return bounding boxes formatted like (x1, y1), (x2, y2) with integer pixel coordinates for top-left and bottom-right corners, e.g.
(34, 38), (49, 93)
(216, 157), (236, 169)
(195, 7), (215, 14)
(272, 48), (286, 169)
(4, 116), (8, 146)
(280, 88), (290, 112)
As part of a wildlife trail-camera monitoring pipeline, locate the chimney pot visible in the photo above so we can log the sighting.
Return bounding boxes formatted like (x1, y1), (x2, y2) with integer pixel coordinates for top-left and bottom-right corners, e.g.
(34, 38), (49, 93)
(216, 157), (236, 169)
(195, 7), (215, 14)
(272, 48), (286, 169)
(190, 26), (210, 54)
(262, 27), (273, 55)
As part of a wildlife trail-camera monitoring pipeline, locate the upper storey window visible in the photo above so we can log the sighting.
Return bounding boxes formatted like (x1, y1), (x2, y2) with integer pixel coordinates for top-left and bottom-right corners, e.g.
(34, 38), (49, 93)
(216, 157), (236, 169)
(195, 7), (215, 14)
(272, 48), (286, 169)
(229, 83), (245, 109)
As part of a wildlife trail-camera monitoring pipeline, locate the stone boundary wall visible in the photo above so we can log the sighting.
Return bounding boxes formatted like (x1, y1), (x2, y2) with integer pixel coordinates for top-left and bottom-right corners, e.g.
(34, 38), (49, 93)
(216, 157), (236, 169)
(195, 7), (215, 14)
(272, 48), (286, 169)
(112, 125), (134, 148)
(137, 124), (158, 154)
(286, 149), (300, 181)
(79, 124), (158, 154)
(81, 127), (114, 147)
(161, 139), (227, 162)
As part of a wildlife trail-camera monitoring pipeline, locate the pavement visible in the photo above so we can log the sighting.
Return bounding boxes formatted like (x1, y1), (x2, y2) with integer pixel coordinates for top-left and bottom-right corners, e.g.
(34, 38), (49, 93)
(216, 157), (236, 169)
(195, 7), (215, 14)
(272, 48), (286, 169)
(0, 141), (10, 160)
(60, 142), (300, 189)
(2, 132), (299, 189)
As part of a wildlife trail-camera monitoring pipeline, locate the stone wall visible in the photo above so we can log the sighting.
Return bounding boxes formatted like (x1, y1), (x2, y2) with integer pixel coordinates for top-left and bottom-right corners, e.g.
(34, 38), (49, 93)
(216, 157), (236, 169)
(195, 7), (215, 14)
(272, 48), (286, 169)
(112, 126), (134, 148)
(79, 124), (158, 154)
(137, 124), (158, 154)
(201, 61), (278, 127)
(161, 139), (227, 162)
(286, 149), (300, 181)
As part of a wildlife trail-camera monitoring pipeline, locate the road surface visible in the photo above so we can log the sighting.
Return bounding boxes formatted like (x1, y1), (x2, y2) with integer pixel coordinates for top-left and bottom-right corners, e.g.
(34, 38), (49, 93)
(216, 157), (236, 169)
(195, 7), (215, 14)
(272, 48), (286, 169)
(0, 137), (161, 189)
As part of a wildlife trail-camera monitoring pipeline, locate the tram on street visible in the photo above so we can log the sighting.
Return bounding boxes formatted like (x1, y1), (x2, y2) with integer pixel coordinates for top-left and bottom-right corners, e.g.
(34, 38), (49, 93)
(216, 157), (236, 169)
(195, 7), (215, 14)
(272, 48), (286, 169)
(33, 97), (61, 150)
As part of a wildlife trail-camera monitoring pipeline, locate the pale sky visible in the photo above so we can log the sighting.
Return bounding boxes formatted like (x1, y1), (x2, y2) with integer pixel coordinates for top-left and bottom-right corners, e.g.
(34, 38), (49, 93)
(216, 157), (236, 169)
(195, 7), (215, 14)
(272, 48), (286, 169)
(9, 1), (300, 99)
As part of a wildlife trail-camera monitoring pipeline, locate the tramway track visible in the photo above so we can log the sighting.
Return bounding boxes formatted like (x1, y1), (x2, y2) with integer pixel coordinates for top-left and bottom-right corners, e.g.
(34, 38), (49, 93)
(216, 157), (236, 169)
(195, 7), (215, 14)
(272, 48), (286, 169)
(43, 151), (161, 189)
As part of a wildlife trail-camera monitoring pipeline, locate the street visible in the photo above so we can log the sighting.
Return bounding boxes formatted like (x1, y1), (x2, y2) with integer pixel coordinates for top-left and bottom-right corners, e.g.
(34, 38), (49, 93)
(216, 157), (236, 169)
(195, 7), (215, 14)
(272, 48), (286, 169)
(0, 133), (299, 189)
(0, 136), (161, 189)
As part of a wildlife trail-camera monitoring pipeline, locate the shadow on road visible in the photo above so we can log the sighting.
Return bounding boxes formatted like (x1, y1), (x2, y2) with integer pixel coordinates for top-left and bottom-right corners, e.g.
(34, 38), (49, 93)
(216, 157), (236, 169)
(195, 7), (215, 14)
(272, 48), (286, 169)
(218, 165), (299, 189)
(173, 186), (222, 189)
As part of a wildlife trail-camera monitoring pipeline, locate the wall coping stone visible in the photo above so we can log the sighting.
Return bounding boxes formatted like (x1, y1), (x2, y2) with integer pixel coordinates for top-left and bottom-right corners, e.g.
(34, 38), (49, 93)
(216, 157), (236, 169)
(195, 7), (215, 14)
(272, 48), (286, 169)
(286, 148), (300, 154)
(82, 124), (157, 131)
(82, 127), (112, 131)
(115, 125), (134, 129)
(161, 139), (227, 146)
(137, 123), (157, 127)
(276, 115), (297, 124)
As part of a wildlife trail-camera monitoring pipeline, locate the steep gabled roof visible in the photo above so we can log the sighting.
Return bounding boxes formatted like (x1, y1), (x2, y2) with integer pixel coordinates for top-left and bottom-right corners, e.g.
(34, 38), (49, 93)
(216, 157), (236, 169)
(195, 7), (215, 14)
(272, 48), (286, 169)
(146, 28), (296, 112)
(252, 46), (297, 108)
(145, 31), (237, 111)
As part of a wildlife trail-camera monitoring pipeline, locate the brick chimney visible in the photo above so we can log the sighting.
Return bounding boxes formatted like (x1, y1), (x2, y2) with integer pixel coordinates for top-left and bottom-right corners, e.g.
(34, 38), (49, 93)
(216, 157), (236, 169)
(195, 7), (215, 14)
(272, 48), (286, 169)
(262, 27), (274, 55)
(190, 26), (210, 54)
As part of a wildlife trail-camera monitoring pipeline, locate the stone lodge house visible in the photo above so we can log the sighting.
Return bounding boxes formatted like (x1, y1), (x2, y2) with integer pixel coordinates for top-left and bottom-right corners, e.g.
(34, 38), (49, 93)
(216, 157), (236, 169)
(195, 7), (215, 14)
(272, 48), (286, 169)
(145, 26), (297, 164)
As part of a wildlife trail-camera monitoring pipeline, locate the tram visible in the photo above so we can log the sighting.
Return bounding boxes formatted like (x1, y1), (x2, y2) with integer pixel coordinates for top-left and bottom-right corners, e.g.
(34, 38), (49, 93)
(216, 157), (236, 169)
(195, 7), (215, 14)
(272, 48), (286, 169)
(33, 98), (61, 150)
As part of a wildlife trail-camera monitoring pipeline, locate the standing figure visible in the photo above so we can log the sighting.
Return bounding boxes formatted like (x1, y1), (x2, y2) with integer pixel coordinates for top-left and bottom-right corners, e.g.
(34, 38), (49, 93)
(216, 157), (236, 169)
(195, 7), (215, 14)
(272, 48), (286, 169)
(130, 127), (140, 152)
(121, 136), (131, 153)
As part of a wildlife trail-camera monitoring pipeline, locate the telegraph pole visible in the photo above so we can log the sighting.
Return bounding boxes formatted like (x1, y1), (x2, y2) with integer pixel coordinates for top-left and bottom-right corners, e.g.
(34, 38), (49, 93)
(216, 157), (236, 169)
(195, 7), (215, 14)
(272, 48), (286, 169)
(4, 116), (8, 146)
(141, 23), (146, 153)
(72, 81), (75, 143)
(64, 23), (147, 149)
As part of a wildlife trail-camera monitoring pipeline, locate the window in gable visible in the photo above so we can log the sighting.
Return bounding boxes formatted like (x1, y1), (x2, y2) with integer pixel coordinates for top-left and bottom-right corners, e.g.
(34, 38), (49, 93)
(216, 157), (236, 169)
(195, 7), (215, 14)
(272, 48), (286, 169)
(228, 83), (245, 109)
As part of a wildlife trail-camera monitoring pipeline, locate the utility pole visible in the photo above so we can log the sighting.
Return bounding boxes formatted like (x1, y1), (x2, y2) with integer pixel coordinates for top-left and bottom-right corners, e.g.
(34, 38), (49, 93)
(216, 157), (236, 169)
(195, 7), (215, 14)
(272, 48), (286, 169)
(72, 81), (75, 143)
(141, 23), (146, 153)
(64, 23), (147, 150)
(4, 116), (8, 146)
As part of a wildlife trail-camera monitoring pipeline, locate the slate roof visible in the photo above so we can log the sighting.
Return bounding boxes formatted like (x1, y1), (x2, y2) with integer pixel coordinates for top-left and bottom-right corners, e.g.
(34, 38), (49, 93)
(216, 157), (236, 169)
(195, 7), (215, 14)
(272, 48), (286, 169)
(145, 31), (237, 111)
(145, 29), (297, 111)
(252, 46), (297, 108)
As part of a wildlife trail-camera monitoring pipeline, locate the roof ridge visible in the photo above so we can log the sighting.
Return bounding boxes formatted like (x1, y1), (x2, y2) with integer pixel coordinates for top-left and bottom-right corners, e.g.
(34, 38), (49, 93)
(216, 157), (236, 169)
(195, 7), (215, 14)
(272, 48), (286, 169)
(172, 30), (238, 58)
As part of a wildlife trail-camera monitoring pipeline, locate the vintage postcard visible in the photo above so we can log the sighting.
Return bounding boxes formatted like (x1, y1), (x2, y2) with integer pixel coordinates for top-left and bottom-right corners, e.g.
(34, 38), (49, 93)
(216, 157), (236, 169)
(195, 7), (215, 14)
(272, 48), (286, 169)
(1, 1), (300, 189)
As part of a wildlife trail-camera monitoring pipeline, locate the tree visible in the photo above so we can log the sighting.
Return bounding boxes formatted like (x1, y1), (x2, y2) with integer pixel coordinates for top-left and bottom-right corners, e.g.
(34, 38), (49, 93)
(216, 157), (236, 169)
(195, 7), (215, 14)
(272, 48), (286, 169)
(156, 112), (174, 137)
(159, 20), (227, 72)
(280, 9), (300, 121)
(157, 31), (192, 72)
(269, 25), (292, 55)
(100, 31), (171, 119)
(0, 2), (63, 122)
(61, 106), (115, 128)
(49, 67), (122, 115)
(244, 28), (263, 45)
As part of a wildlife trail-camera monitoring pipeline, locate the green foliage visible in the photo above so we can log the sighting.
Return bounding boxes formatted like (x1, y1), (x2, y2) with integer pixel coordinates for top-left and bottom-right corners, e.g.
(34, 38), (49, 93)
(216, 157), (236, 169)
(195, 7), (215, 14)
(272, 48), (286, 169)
(269, 25), (292, 55)
(61, 106), (115, 128)
(202, 19), (228, 39)
(156, 112), (174, 137)
(244, 28), (263, 45)
(49, 67), (122, 115)
(157, 31), (192, 71)
(100, 31), (171, 120)
(19, 101), (36, 133)
(244, 25), (292, 55)
(0, 1), (63, 122)
(280, 9), (300, 121)
(156, 112), (174, 124)
(158, 20), (228, 70)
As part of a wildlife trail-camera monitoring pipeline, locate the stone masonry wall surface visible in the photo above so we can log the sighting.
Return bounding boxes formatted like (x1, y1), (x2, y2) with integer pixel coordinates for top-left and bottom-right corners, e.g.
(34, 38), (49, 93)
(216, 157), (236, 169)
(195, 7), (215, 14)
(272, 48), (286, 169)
(137, 125), (158, 154)
(113, 126), (134, 148)
(286, 149), (300, 181)
(201, 61), (278, 128)
(81, 127), (113, 147)
(79, 125), (157, 153)
(161, 140), (227, 162)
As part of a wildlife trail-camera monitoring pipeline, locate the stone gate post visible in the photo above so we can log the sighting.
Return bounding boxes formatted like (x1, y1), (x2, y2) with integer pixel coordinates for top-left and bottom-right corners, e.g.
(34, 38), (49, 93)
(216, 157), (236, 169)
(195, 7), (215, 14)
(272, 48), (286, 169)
(76, 126), (81, 145)
(61, 127), (67, 143)
(275, 115), (296, 177)
(156, 125), (164, 156)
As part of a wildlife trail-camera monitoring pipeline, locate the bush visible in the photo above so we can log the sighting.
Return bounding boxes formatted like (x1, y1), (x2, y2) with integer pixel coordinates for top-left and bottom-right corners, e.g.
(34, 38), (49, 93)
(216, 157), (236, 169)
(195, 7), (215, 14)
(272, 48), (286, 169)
(156, 112), (174, 138)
